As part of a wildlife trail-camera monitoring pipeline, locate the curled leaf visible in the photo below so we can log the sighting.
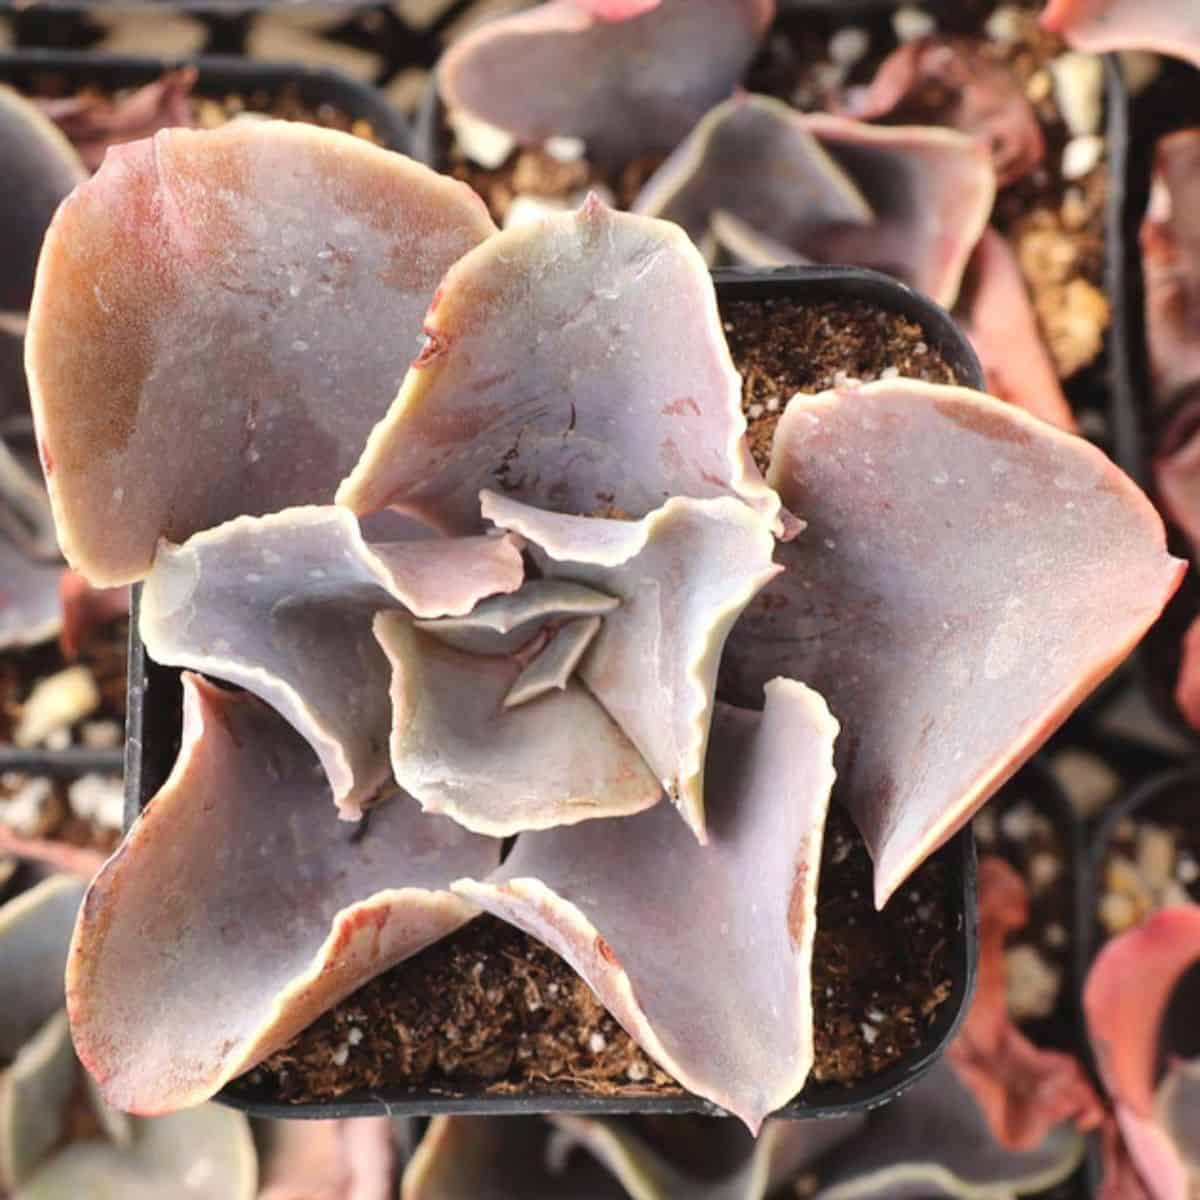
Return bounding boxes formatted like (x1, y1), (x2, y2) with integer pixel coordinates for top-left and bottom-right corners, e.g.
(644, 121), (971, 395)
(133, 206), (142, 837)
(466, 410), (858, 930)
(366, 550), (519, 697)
(439, 0), (774, 167)
(0, 85), (86, 312)
(376, 613), (660, 836)
(1040, 0), (1200, 68)
(635, 96), (994, 308)
(723, 379), (1184, 906)
(483, 492), (780, 840)
(139, 507), (523, 816)
(27, 121), (495, 586)
(454, 680), (838, 1132)
(338, 201), (781, 536)
(67, 674), (499, 1115)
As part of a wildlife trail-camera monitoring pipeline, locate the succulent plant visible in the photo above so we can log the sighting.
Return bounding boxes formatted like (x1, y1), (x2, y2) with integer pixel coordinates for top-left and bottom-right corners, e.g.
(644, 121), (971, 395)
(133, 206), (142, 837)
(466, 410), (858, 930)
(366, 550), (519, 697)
(439, 0), (775, 168)
(0, 873), (256, 1199)
(1085, 905), (1200, 1199)
(26, 122), (1183, 1131)
(397, 856), (1098, 1198)
(1040, 0), (1200, 68)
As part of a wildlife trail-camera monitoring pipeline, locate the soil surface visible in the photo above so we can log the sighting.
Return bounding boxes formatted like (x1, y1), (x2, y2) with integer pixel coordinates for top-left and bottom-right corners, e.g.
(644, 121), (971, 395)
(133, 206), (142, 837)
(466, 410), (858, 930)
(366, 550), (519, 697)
(234, 808), (953, 1105)
(721, 297), (959, 471)
(748, 0), (1110, 387)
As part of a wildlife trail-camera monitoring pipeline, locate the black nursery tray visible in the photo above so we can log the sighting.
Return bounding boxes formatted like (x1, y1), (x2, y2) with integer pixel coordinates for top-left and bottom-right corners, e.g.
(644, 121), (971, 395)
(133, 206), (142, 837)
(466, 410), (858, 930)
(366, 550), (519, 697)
(125, 265), (981, 1122)
(1107, 55), (1200, 741)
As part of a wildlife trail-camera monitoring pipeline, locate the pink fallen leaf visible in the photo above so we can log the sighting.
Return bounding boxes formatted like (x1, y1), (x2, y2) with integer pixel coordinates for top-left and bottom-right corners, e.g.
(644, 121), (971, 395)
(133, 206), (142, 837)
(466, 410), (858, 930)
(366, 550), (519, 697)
(1040, 0), (1200, 68)
(723, 379), (1184, 906)
(26, 122), (495, 587)
(957, 228), (1076, 431)
(37, 69), (198, 172)
(439, 0), (774, 167)
(482, 492), (781, 840)
(454, 679), (838, 1132)
(338, 200), (781, 536)
(635, 96), (995, 308)
(834, 37), (1045, 187)
(139, 507), (523, 817)
(67, 674), (500, 1115)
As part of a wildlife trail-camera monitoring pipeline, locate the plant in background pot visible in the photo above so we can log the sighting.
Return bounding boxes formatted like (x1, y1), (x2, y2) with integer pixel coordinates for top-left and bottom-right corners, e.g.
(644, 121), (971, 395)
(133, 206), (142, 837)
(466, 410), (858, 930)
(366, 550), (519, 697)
(23, 121), (1183, 1128)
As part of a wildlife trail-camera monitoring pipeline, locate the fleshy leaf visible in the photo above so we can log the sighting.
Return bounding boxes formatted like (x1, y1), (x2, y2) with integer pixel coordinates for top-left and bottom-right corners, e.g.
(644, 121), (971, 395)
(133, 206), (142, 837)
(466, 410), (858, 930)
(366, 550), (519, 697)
(834, 37), (1045, 187)
(1, 313), (29, 434)
(814, 1059), (1087, 1199)
(0, 440), (58, 561)
(631, 95), (873, 255)
(376, 613), (660, 836)
(259, 1117), (397, 1200)
(337, 201), (782, 536)
(1040, 0), (1200, 68)
(139, 507), (523, 817)
(723, 379), (1184, 906)
(957, 228), (1076, 432)
(16, 1104), (256, 1200)
(36, 68), (198, 172)
(0, 538), (62, 652)
(454, 679), (838, 1132)
(438, 0), (774, 168)
(1176, 614), (1200, 731)
(505, 614), (602, 707)
(414, 578), (618, 655)
(0, 85), (86, 312)
(1156, 404), (1200, 558)
(711, 209), (807, 268)
(635, 97), (994, 308)
(401, 1115), (631, 1199)
(1157, 1059), (1200, 1171)
(483, 492), (780, 840)
(67, 674), (499, 1115)
(26, 121), (496, 586)
(1142, 130), (1200, 408)
(57, 570), (129, 661)
(2, 1012), (76, 1191)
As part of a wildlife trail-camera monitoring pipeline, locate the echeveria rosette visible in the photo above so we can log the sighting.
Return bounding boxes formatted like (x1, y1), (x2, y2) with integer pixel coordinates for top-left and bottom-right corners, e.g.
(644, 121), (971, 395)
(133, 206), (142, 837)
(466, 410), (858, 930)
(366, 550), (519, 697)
(68, 674), (502, 1116)
(439, 0), (774, 168)
(1040, 0), (1200, 67)
(0, 876), (256, 1199)
(1084, 906), (1200, 1198)
(26, 119), (497, 588)
(633, 94), (995, 310)
(722, 379), (1184, 907)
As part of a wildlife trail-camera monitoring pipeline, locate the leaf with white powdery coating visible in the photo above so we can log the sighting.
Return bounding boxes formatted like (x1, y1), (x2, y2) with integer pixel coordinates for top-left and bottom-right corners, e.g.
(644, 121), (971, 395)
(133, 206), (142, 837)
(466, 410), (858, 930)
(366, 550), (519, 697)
(454, 680), (838, 1132)
(439, 0), (774, 168)
(376, 613), (660, 837)
(338, 200), (782, 537)
(26, 121), (495, 587)
(723, 379), (1184, 906)
(66, 674), (500, 1116)
(139, 506), (523, 817)
(483, 492), (779, 840)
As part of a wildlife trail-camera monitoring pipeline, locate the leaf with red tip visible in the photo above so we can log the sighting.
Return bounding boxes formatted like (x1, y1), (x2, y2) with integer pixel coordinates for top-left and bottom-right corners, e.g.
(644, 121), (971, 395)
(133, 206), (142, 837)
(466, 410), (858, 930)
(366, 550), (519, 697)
(439, 0), (773, 168)
(1142, 129), (1200, 408)
(0, 85), (86, 313)
(834, 37), (1044, 187)
(483, 492), (780, 840)
(1040, 0), (1200, 68)
(723, 380), (1184, 906)
(37, 68), (198, 172)
(67, 674), (499, 1115)
(339, 202), (781, 536)
(26, 122), (495, 587)
(376, 613), (660, 836)
(17, 1104), (257, 1200)
(635, 97), (994, 308)
(957, 229), (1075, 432)
(454, 680), (838, 1132)
(139, 507), (523, 817)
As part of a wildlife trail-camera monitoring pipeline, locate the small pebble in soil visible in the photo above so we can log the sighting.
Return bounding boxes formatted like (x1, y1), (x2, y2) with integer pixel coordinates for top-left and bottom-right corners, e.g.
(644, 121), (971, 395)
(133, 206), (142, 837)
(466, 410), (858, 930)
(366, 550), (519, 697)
(14, 666), (100, 748)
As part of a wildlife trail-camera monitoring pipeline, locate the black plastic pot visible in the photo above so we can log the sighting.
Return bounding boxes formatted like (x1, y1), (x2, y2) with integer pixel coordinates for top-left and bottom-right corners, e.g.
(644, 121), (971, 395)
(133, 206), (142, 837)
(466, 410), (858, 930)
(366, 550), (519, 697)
(0, 48), (410, 154)
(124, 264), (981, 1121)
(1108, 55), (1200, 742)
(0, 49), (409, 786)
